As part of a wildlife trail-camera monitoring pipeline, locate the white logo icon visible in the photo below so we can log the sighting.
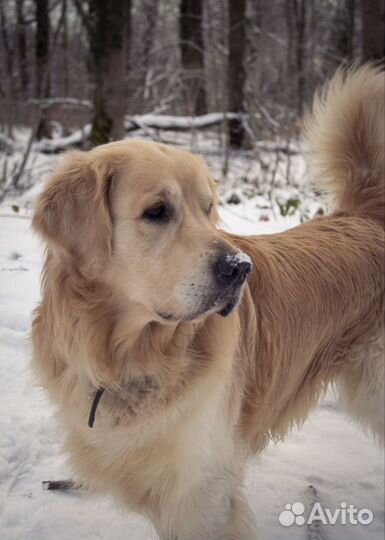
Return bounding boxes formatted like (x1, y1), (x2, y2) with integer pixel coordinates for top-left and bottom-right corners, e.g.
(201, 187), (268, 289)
(279, 502), (305, 527)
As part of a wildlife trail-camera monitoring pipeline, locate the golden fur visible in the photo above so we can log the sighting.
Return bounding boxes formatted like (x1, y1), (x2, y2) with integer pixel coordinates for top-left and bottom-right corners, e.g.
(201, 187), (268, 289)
(32, 65), (384, 539)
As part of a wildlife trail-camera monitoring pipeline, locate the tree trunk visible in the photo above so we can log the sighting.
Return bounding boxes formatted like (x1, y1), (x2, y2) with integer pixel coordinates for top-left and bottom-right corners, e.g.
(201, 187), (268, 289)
(179, 0), (206, 116)
(141, 0), (159, 71)
(34, 0), (51, 139)
(254, 0), (264, 91)
(293, 0), (306, 118)
(61, 0), (69, 96)
(15, 0), (29, 97)
(228, 0), (246, 148)
(361, 0), (385, 61)
(0, 0), (16, 137)
(346, 0), (355, 61)
(135, 0), (158, 105)
(307, 0), (316, 95)
(332, 0), (355, 66)
(89, 0), (131, 146)
(286, 0), (295, 109)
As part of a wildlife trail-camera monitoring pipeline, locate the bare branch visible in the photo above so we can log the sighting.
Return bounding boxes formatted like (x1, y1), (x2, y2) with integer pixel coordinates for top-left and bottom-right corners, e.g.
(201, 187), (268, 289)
(71, 0), (91, 33)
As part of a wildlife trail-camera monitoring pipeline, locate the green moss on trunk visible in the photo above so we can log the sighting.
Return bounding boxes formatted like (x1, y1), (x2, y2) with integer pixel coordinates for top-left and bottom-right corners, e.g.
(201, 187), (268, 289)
(90, 103), (112, 147)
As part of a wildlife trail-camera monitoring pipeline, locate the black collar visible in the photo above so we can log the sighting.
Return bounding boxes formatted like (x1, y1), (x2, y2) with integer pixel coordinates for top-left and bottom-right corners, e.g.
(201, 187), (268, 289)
(88, 387), (105, 428)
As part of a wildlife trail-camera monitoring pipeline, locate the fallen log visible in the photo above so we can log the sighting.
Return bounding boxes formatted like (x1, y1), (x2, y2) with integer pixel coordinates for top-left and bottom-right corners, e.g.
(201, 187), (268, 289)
(33, 124), (91, 154)
(31, 113), (239, 154)
(125, 112), (239, 131)
(1, 112), (299, 155)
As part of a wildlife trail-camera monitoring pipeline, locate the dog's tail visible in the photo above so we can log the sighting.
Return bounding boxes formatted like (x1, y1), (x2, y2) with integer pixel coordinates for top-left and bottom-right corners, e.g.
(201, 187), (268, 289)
(304, 64), (384, 228)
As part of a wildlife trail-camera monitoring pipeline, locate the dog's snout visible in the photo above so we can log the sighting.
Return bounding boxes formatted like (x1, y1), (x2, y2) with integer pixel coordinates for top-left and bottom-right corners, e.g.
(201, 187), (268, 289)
(214, 252), (252, 286)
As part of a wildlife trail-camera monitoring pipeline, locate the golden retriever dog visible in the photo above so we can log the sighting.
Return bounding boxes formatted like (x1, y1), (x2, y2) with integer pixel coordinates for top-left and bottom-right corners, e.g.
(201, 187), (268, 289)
(31, 64), (384, 540)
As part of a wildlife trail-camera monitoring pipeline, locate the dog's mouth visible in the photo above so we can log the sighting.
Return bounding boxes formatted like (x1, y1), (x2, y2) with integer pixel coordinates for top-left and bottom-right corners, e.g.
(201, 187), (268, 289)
(213, 284), (243, 317)
(156, 282), (245, 323)
(217, 294), (240, 317)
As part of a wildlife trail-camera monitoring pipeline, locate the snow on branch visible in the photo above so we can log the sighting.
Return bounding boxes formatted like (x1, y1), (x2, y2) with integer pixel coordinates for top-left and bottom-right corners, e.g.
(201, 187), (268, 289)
(0, 133), (22, 153)
(24, 113), (240, 154)
(125, 112), (239, 131)
(33, 124), (92, 154)
(28, 98), (93, 110)
(2, 112), (296, 156)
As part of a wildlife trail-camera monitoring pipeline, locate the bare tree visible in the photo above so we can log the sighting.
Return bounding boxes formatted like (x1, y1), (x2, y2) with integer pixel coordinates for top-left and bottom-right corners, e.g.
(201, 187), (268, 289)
(85, 0), (131, 145)
(0, 0), (378, 157)
(325, 0), (357, 72)
(179, 0), (206, 116)
(292, 0), (306, 117)
(0, 0), (17, 136)
(339, 0), (355, 62)
(16, 0), (29, 97)
(34, 0), (51, 139)
(361, 0), (385, 61)
(133, 0), (159, 106)
(228, 0), (246, 148)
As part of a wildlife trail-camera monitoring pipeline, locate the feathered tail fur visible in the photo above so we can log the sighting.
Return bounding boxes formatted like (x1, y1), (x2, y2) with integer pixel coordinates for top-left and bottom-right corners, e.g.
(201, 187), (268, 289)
(304, 64), (385, 228)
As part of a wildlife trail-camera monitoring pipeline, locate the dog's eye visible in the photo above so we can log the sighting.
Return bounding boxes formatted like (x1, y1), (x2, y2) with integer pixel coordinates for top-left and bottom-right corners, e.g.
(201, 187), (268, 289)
(142, 203), (169, 222)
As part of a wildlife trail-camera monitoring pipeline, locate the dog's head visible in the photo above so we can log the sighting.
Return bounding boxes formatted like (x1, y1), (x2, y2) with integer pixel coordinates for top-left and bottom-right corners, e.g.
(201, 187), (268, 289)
(33, 140), (251, 322)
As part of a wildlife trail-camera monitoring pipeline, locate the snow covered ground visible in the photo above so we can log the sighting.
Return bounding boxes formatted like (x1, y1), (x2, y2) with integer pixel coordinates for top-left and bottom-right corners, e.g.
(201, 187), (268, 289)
(0, 141), (384, 540)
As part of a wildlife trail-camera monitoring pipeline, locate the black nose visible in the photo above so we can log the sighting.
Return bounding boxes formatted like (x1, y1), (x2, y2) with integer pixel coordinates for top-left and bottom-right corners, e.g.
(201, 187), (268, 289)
(214, 252), (252, 286)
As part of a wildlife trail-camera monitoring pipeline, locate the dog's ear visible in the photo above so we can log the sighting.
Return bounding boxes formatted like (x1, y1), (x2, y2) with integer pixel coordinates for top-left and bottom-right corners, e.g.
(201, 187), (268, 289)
(33, 150), (113, 278)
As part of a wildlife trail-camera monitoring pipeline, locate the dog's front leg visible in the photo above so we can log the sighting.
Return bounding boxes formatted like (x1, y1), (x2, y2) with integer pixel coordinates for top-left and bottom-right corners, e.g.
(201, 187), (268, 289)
(153, 484), (256, 540)
(218, 492), (257, 540)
